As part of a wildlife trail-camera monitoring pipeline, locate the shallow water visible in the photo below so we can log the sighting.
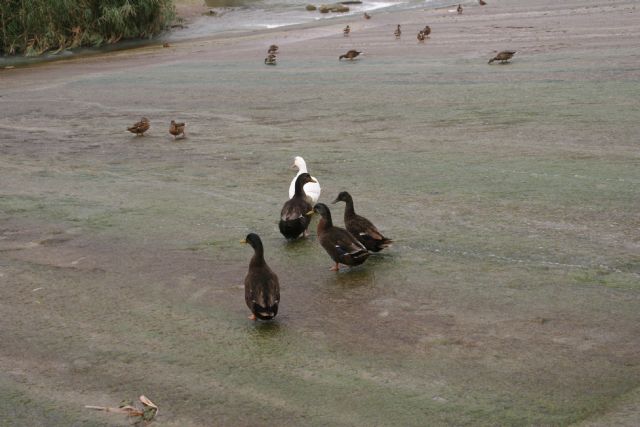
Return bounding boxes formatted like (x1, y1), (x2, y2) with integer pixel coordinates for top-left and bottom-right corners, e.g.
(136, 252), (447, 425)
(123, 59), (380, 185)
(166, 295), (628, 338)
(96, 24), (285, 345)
(1, 1), (640, 425)
(171, 0), (439, 39)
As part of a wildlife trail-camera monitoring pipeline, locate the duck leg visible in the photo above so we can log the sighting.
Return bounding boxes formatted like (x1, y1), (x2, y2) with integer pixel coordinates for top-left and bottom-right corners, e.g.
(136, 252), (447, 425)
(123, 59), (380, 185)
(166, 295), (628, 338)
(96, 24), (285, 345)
(248, 314), (257, 321)
(330, 262), (340, 271)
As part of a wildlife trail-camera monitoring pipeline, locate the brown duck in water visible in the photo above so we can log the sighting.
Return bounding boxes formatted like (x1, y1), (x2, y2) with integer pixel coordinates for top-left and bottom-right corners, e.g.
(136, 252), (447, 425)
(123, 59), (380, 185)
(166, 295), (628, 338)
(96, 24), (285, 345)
(242, 233), (280, 321)
(457, 4), (463, 14)
(343, 25), (350, 36)
(265, 54), (277, 65)
(268, 44), (279, 54)
(417, 31), (425, 43)
(394, 24), (401, 39)
(312, 203), (369, 271)
(479, 0), (487, 5)
(169, 120), (186, 139)
(127, 117), (150, 136)
(279, 173), (317, 239)
(488, 50), (516, 64)
(332, 191), (392, 252)
(423, 25), (431, 37)
(364, 12), (371, 19)
(339, 50), (361, 60)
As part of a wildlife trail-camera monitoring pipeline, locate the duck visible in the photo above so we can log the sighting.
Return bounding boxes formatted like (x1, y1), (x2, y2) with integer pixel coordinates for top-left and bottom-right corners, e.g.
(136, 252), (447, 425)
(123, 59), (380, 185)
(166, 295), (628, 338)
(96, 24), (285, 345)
(264, 54), (277, 65)
(343, 25), (350, 36)
(339, 50), (362, 61)
(423, 25), (431, 37)
(488, 50), (516, 64)
(280, 173), (317, 239)
(288, 156), (321, 204)
(479, 0), (487, 5)
(332, 191), (393, 252)
(268, 44), (279, 54)
(394, 24), (401, 39)
(363, 12), (371, 19)
(312, 203), (370, 271)
(242, 233), (280, 321)
(457, 4), (463, 14)
(169, 120), (186, 139)
(417, 31), (425, 43)
(127, 117), (150, 136)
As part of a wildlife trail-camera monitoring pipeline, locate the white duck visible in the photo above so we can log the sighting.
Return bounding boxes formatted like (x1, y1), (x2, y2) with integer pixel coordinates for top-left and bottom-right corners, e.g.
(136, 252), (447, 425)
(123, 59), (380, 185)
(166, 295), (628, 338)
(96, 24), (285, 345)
(288, 156), (321, 205)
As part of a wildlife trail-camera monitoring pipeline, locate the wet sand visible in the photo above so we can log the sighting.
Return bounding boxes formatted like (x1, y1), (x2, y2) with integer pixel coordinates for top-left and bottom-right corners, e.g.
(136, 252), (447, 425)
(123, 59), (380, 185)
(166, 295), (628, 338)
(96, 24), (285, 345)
(1, 0), (639, 425)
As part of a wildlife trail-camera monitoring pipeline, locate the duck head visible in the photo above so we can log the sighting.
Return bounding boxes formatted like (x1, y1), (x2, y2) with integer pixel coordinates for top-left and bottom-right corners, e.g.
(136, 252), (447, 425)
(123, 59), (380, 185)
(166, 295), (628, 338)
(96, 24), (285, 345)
(312, 203), (333, 224)
(331, 191), (353, 204)
(241, 233), (263, 252)
(292, 156), (308, 172)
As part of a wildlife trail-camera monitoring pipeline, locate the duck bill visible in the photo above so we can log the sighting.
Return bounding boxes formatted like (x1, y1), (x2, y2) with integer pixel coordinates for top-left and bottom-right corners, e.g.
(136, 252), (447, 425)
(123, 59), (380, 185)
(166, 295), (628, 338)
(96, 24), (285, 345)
(240, 239), (247, 244)
(306, 210), (314, 216)
(331, 198), (339, 204)
(310, 177), (318, 183)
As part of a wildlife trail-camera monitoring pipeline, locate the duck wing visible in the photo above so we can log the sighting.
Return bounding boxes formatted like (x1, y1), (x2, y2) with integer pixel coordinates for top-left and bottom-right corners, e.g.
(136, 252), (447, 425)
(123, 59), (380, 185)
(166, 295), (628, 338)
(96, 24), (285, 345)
(346, 214), (392, 252)
(322, 227), (369, 265)
(245, 267), (280, 320)
(281, 198), (311, 221)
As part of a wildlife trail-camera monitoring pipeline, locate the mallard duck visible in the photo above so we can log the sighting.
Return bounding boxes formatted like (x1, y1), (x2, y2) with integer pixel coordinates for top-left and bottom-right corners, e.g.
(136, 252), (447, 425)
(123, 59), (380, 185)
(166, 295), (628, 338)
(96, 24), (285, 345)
(488, 50), (516, 64)
(242, 233), (280, 321)
(343, 25), (350, 37)
(417, 31), (425, 43)
(364, 12), (371, 19)
(339, 50), (362, 61)
(280, 173), (317, 239)
(264, 54), (277, 65)
(127, 117), (150, 136)
(457, 4), (463, 14)
(332, 191), (393, 252)
(312, 203), (369, 271)
(423, 25), (431, 37)
(288, 156), (321, 204)
(394, 24), (401, 39)
(268, 44), (279, 54)
(169, 120), (186, 139)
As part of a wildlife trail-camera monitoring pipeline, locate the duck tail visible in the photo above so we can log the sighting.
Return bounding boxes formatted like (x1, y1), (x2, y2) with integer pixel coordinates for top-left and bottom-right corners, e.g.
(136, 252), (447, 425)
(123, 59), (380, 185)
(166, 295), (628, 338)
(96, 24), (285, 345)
(252, 302), (278, 320)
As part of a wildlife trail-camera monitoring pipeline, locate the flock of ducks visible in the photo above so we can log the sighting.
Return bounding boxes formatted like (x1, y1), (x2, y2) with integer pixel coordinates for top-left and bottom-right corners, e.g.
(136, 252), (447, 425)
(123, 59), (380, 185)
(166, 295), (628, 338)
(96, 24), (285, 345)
(126, 118), (186, 139)
(266, 0), (515, 66)
(128, 1), (512, 322)
(244, 156), (392, 320)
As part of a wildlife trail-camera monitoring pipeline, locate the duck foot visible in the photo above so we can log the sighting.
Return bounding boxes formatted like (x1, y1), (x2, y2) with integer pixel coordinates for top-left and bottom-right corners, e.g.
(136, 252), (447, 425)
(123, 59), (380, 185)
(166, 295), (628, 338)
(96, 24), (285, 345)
(329, 263), (340, 271)
(248, 314), (256, 321)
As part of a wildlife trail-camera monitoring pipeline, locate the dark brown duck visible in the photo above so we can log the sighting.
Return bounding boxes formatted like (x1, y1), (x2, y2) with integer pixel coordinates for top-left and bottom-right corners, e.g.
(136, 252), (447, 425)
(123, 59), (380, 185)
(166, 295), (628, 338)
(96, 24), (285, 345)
(332, 191), (393, 252)
(279, 173), (316, 239)
(312, 203), (369, 271)
(242, 233), (280, 321)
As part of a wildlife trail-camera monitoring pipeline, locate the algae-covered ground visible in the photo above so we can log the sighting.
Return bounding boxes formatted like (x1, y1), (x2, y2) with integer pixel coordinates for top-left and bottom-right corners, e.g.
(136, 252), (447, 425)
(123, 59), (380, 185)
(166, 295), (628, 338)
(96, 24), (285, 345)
(1, 0), (639, 425)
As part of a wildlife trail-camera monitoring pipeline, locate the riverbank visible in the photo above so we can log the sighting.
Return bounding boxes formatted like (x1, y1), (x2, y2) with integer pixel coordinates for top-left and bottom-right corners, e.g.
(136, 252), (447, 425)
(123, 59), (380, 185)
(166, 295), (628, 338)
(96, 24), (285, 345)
(1, 0), (639, 425)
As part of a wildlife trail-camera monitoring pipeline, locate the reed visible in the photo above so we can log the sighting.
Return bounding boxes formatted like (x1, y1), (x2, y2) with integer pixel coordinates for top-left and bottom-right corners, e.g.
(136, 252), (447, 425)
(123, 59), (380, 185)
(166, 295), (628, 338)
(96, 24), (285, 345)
(0, 0), (175, 56)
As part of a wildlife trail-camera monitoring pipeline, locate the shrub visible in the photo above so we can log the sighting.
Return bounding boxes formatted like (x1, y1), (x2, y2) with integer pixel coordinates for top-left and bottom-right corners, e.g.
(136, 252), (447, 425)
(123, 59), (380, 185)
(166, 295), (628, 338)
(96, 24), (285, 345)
(0, 0), (175, 56)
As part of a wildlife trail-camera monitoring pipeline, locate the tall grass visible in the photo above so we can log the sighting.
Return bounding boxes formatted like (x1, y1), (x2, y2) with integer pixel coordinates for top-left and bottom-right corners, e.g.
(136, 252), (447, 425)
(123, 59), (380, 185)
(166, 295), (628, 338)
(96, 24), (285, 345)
(0, 0), (175, 56)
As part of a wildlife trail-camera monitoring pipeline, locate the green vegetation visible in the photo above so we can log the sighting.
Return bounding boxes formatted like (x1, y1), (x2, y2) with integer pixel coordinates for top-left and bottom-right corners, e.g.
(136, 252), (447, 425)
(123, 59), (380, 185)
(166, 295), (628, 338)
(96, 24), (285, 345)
(0, 0), (175, 56)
